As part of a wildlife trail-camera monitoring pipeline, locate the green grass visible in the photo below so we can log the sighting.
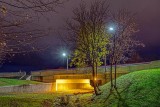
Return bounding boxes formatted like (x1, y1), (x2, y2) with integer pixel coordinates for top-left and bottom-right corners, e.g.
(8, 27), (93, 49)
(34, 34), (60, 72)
(0, 68), (160, 107)
(0, 93), (60, 107)
(0, 78), (41, 86)
(99, 60), (160, 73)
(84, 68), (160, 107)
(0, 92), (95, 107)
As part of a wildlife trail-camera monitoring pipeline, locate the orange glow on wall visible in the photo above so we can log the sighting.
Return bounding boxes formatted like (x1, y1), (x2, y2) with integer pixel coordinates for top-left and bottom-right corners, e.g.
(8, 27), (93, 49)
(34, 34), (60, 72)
(56, 79), (92, 91)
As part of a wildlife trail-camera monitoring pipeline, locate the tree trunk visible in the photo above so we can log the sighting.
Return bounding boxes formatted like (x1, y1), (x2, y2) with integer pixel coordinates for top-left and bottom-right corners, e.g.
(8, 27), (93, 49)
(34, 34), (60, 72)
(114, 61), (117, 88)
(110, 62), (113, 90)
(104, 55), (106, 72)
(96, 62), (101, 91)
(92, 65), (99, 95)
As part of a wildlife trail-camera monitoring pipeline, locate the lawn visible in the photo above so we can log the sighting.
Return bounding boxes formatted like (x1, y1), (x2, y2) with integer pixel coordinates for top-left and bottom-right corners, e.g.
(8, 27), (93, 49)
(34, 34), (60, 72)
(84, 68), (160, 107)
(0, 91), (93, 107)
(0, 78), (41, 86)
(0, 68), (160, 107)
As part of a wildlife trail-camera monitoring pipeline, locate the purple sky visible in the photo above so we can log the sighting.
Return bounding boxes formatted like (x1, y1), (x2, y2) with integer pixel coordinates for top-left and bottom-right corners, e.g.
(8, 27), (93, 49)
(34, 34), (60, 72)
(46, 0), (160, 60)
(41, 0), (160, 46)
(2, 0), (160, 71)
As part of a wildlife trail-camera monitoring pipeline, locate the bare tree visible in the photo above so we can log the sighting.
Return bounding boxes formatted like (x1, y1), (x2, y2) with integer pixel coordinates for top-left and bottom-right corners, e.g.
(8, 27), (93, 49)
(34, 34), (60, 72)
(108, 9), (144, 89)
(0, 11), (49, 63)
(0, 0), (67, 64)
(65, 0), (109, 95)
(0, 0), (66, 12)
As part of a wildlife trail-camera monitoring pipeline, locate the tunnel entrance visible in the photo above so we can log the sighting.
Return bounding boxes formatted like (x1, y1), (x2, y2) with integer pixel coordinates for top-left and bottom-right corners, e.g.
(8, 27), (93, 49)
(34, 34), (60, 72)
(56, 79), (93, 91)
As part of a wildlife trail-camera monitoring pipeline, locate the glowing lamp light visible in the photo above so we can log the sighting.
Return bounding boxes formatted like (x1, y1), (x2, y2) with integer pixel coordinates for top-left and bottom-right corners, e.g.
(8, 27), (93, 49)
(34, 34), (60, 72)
(109, 27), (114, 31)
(62, 52), (69, 70)
(62, 53), (66, 57)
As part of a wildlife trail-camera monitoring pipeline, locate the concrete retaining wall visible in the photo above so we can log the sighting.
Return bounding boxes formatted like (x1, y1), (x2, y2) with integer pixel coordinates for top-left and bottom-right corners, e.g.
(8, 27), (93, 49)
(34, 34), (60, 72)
(0, 72), (26, 78)
(0, 83), (55, 93)
(31, 72), (128, 85)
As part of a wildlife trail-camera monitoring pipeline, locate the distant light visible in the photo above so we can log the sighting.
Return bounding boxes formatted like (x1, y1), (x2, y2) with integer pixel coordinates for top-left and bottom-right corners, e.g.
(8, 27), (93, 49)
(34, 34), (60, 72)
(62, 53), (66, 56)
(109, 27), (114, 31)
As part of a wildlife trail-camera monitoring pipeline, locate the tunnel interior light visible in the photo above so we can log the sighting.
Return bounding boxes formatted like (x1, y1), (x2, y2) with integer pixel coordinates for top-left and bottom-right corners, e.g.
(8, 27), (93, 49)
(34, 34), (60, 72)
(56, 79), (92, 91)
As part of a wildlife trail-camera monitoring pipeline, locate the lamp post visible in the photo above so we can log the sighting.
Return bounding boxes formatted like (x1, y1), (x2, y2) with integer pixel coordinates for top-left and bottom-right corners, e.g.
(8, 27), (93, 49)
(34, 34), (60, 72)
(108, 26), (116, 88)
(62, 52), (68, 70)
(104, 27), (115, 73)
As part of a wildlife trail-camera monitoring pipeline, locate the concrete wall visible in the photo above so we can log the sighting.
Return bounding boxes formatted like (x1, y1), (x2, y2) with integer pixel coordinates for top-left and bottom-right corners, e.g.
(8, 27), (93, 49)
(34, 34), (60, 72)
(0, 72), (26, 78)
(31, 72), (128, 85)
(0, 83), (55, 93)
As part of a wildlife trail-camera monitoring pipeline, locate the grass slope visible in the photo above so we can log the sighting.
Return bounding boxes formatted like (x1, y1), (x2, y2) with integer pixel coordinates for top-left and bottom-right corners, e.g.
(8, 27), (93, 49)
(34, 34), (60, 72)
(0, 68), (159, 107)
(0, 78), (40, 86)
(88, 68), (160, 107)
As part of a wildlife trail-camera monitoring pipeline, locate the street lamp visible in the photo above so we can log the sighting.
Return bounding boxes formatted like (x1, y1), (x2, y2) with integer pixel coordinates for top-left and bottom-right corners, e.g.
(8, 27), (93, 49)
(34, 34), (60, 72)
(109, 27), (114, 31)
(103, 26), (115, 73)
(108, 25), (117, 88)
(62, 53), (66, 57)
(62, 52), (68, 70)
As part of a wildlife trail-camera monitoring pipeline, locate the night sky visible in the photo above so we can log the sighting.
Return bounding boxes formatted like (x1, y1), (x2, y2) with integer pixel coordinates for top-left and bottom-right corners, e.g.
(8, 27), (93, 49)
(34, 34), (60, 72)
(1, 0), (160, 72)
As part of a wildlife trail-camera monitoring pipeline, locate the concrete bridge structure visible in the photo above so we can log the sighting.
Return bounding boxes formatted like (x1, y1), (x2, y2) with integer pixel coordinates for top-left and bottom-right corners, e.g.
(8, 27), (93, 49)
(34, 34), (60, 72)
(31, 70), (128, 91)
